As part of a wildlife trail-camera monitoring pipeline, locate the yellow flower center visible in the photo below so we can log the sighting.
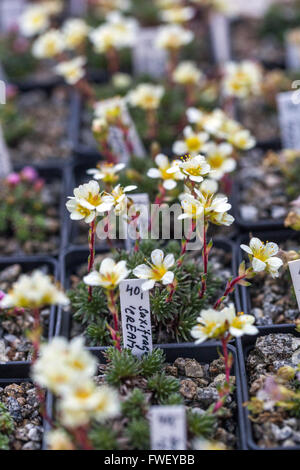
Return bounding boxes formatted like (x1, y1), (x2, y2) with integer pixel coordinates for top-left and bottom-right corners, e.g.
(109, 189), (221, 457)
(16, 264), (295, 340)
(75, 388), (92, 400)
(87, 192), (101, 206)
(150, 264), (167, 281)
(208, 153), (225, 169)
(185, 136), (201, 152)
(77, 204), (91, 218)
(252, 244), (268, 262)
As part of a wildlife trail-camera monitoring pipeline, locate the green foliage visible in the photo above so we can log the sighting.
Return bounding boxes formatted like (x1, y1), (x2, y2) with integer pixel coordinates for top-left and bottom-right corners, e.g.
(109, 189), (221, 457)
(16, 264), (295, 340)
(147, 372), (180, 403)
(0, 32), (37, 80)
(122, 388), (148, 420)
(187, 409), (216, 439)
(260, 1), (300, 43)
(160, 392), (184, 406)
(0, 402), (14, 450)
(89, 425), (119, 450)
(105, 348), (141, 386)
(0, 433), (9, 450)
(140, 349), (165, 377)
(125, 418), (150, 450)
(0, 100), (33, 146)
(0, 169), (51, 246)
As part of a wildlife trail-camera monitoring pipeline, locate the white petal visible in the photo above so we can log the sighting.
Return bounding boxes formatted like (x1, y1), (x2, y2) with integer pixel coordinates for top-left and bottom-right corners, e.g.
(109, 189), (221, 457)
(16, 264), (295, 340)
(163, 254), (175, 269)
(100, 258), (116, 275)
(133, 264), (153, 279)
(124, 185), (137, 192)
(162, 271), (174, 285)
(252, 257), (267, 273)
(240, 244), (253, 255)
(141, 279), (155, 291)
(264, 242), (279, 257)
(250, 237), (263, 253)
(163, 179), (177, 190)
(83, 272), (101, 286)
(155, 153), (169, 169)
(151, 249), (164, 266)
(147, 168), (161, 179)
(173, 141), (187, 155)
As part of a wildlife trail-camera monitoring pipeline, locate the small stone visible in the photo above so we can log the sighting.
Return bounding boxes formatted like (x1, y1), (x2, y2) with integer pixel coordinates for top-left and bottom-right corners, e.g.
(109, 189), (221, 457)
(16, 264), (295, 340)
(196, 387), (219, 408)
(173, 357), (186, 375)
(22, 441), (41, 450)
(0, 264), (21, 282)
(184, 359), (204, 378)
(28, 425), (43, 442)
(271, 424), (293, 442)
(240, 205), (258, 220)
(165, 365), (178, 377)
(213, 374), (235, 388)
(6, 397), (23, 423)
(0, 339), (8, 362)
(180, 379), (197, 400)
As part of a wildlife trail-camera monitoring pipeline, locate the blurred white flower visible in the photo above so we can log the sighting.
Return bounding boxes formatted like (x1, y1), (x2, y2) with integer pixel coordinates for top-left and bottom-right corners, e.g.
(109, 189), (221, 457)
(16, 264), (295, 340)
(127, 84), (164, 110)
(156, 24), (194, 50)
(0, 271), (69, 309)
(89, 12), (137, 53)
(228, 129), (256, 150)
(204, 142), (236, 180)
(168, 153), (211, 183)
(87, 162), (125, 184)
(84, 258), (130, 290)
(173, 127), (209, 156)
(19, 4), (49, 37)
(160, 6), (195, 24)
(32, 29), (65, 58)
(223, 60), (263, 99)
(62, 18), (90, 50)
(173, 61), (203, 86)
(55, 56), (86, 85)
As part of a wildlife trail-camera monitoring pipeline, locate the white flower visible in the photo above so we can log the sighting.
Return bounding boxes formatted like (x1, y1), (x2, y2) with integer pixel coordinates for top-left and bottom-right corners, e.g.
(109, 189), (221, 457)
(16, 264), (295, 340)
(173, 61), (203, 86)
(32, 29), (65, 58)
(84, 258), (130, 290)
(186, 107), (205, 125)
(59, 381), (119, 428)
(196, 189), (234, 226)
(191, 308), (227, 344)
(200, 178), (218, 196)
(222, 305), (258, 338)
(19, 4), (49, 37)
(133, 249), (175, 291)
(55, 57), (86, 85)
(203, 142), (236, 180)
(94, 97), (125, 123)
(46, 429), (75, 451)
(104, 184), (137, 215)
(112, 72), (132, 89)
(156, 24), (194, 50)
(62, 18), (90, 49)
(178, 193), (204, 220)
(160, 6), (195, 24)
(66, 180), (111, 223)
(147, 154), (183, 190)
(240, 238), (283, 278)
(32, 337), (97, 395)
(228, 129), (256, 150)
(89, 12), (137, 53)
(173, 127), (209, 156)
(87, 162), (125, 184)
(127, 84), (164, 110)
(168, 153), (211, 183)
(223, 60), (263, 99)
(0, 271), (69, 310)
(191, 304), (258, 344)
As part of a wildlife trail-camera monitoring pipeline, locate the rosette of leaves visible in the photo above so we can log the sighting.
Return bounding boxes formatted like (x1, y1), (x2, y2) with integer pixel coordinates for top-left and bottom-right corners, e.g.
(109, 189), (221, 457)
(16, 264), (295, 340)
(0, 402), (14, 450)
(70, 240), (224, 345)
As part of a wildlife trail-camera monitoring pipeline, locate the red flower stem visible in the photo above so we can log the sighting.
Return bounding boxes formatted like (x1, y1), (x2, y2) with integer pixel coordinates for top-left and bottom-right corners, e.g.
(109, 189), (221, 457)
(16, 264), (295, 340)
(106, 47), (120, 75)
(88, 219), (96, 302)
(148, 185), (166, 232)
(118, 122), (134, 155)
(72, 427), (94, 451)
(102, 140), (117, 163)
(213, 335), (231, 414)
(107, 290), (121, 351)
(146, 109), (158, 140)
(177, 219), (196, 267)
(213, 273), (247, 310)
(199, 224), (208, 299)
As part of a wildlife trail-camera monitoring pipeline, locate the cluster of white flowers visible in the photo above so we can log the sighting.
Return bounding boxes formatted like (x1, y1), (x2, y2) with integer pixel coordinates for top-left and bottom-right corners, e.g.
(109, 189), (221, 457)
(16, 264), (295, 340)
(33, 337), (120, 429)
(89, 12), (138, 53)
(223, 60), (263, 99)
(191, 304), (258, 343)
(0, 270), (69, 309)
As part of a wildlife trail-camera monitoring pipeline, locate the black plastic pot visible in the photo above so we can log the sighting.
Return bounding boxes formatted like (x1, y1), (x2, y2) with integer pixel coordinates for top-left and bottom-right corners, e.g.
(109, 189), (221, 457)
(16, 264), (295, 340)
(88, 342), (247, 450)
(237, 229), (300, 327)
(0, 372), (52, 450)
(1, 164), (68, 258)
(56, 238), (242, 343)
(228, 17), (286, 71)
(231, 142), (286, 233)
(0, 256), (58, 375)
(237, 325), (300, 450)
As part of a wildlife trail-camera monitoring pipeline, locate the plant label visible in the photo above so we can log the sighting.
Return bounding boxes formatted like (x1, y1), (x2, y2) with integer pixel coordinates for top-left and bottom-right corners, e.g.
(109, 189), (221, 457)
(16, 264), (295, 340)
(0, 124), (12, 178)
(149, 406), (187, 450)
(124, 193), (150, 252)
(99, 99), (146, 163)
(288, 259), (300, 311)
(209, 13), (231, 65)
(119, 279), (152, 356)
(133, 27), (167, 79)
(0, 0), (25, 31)
(277, 91), (300, 149)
